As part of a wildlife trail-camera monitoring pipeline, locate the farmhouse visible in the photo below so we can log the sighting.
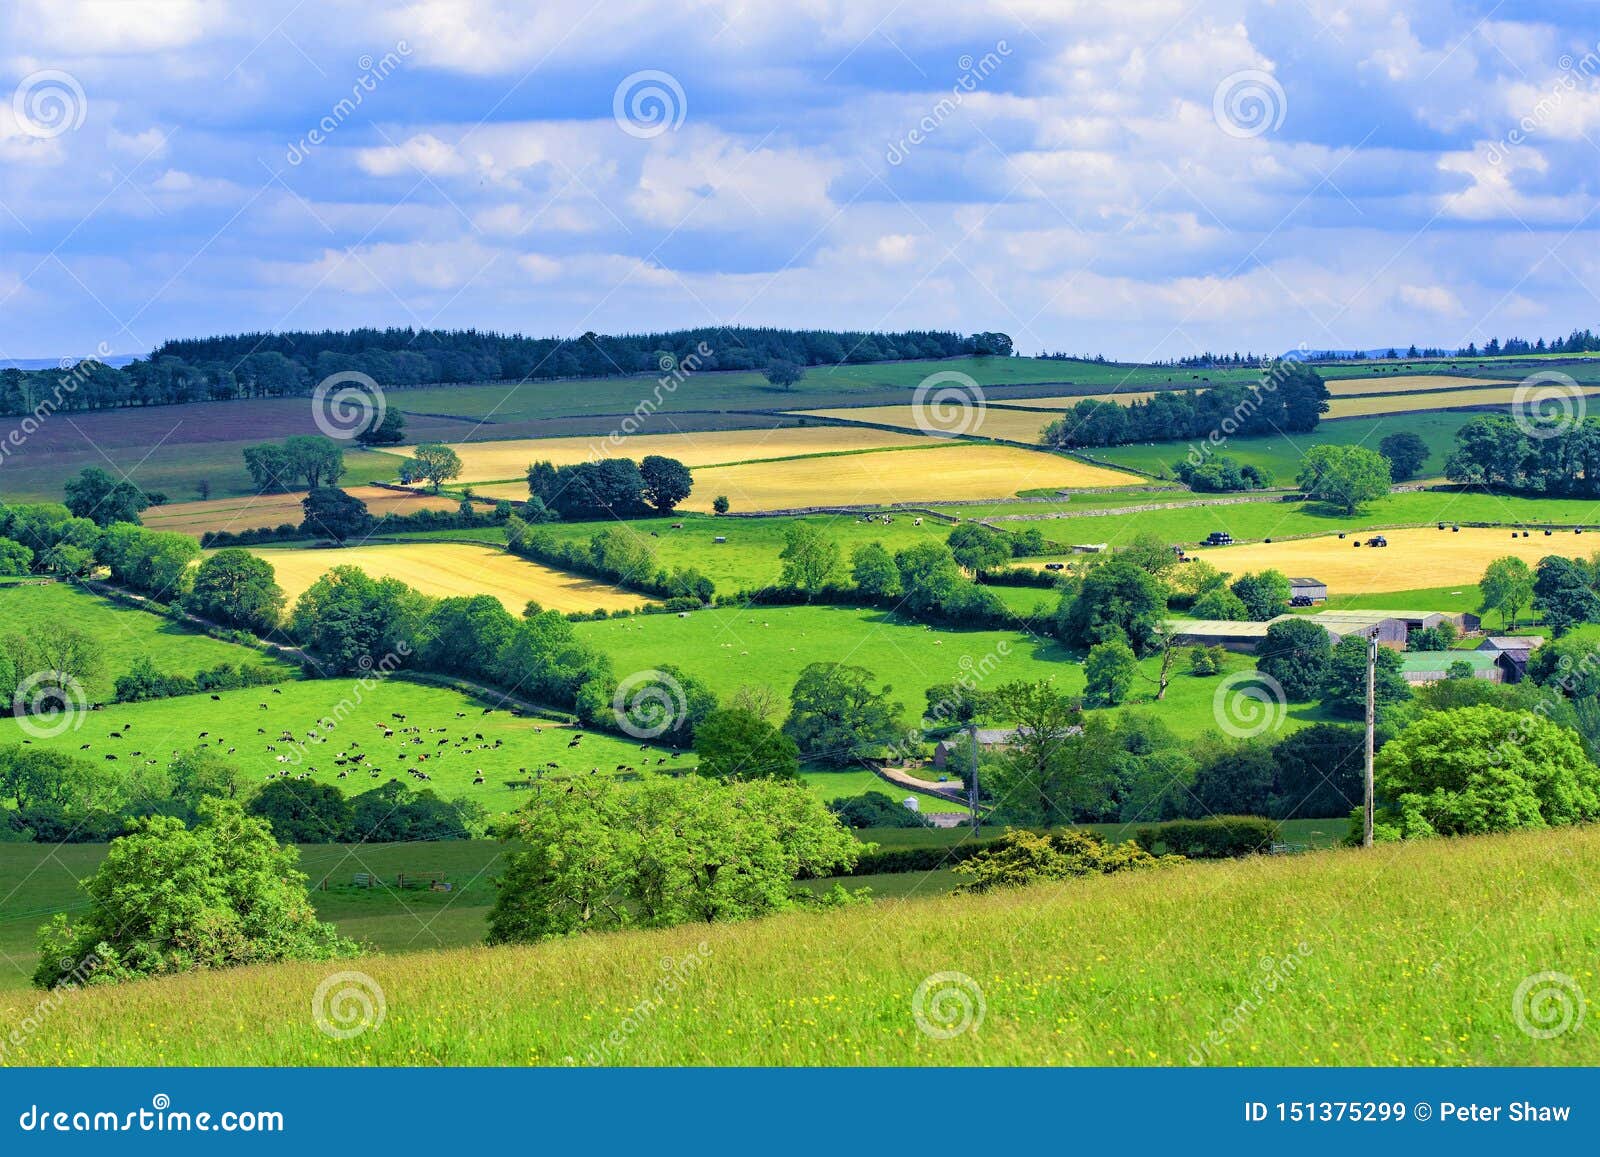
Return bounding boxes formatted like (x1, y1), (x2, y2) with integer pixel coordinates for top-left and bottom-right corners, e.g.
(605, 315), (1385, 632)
(1399, 650), (1502, 685)
(931, 728), (1018, 770)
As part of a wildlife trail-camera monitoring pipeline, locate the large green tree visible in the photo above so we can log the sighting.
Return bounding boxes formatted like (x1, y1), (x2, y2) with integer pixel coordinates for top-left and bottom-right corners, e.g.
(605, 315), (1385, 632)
(1377, 432), (1429, 481)
(638, 455), (693, 512)
(1373, 705), (1600, 838)
(1295, 444), (1391, 513)
(1478, 555), (1534, 631)
(694, 706), (801, 780)
(1320, 634), (1408, 718)
(184, 548), (285, 632)
(1532, 555), (1600, 636)
(778, 523), (843, 594)
(1057, 558), (1168, 654)
(782, 662), (900, 765)
(63, 467), (149, 527)
(32, 799), (356, 987)
(947, 524), (1012, 578)
(409, 442), (464, 492)
(1257, 618), (1333, 700)
(981, 682), (1107, 827)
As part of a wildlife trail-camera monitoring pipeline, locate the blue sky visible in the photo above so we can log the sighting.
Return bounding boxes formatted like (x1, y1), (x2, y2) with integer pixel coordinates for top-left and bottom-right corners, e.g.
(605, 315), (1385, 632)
(2, 0), (1598, 361)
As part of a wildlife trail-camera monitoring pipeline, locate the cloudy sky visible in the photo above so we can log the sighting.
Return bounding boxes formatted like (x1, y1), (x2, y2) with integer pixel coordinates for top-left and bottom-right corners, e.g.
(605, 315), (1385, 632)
(2, 0), (1598, 362)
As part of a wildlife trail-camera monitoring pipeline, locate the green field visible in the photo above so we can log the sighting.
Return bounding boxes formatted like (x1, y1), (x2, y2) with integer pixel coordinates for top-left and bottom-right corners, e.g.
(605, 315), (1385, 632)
(1088, 412), (1479, 482)
(999, 488), (1600, 550)
(571, 602), (1288, 739)
(0, 583), (300, 699)
(0, 675), (693, 818)
(8, 824), (1594, 1064)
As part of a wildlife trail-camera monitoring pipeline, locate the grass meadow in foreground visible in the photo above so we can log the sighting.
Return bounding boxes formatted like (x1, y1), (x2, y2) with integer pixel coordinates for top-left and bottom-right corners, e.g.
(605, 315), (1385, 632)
(8, 825), (1595, 1065)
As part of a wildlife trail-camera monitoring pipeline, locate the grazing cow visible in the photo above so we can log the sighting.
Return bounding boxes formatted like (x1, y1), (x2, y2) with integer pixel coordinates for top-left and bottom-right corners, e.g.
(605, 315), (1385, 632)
(210, 694), (220, 701)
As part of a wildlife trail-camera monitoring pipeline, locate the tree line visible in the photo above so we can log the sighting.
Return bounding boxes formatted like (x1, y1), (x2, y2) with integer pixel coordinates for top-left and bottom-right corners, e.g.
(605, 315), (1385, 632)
(0, 326), (1013, 415)
(1040, 361), (1329, 449)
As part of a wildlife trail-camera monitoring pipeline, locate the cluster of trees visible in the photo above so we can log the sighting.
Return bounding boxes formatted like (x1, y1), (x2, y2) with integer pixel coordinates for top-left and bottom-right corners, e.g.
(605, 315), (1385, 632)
(32, 800), (356, 987)
(243, 436), (348, 494)
(1173, 454), (1274, 492)
(248, 778), (484, 844)
(1040, 362), (1329, 449)
(114, 657), (282, 703)
(525, 455), (693, 519)
(0, 501), (105, 576)
(1444, 414), (1600, 495)
(486, 774), (860, 943)
(510, 521), (715, 604)
(1473, 552), (1600, 636)
(2, 328), (1014, 417)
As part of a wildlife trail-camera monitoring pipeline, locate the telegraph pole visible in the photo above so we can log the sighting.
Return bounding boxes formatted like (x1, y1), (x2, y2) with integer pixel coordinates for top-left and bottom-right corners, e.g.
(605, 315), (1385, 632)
(1363, 633), (1376, 848)
(968, 721), (980, 836)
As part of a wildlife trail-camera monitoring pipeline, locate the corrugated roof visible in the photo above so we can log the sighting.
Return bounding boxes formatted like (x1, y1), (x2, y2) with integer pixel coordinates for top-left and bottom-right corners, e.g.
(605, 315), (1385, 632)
(1399, 650), (1497, 671)
(1288, 577), (1325, 585)
(1168, 619), (1274, 636)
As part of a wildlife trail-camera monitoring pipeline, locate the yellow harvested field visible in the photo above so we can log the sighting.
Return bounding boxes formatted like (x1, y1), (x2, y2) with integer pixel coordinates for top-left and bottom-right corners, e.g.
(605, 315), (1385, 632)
(987, 391), (1160, 410)
(796, 395), (1156, 442)
(434, 426), (935, 482)
(1323, 374), (1512, 396)
(144, 487), (459, 537)
(1186, 526), (1591, 592)
(1325, 385), (1600, 419)
(247, 543), (647, 614)
(681, 443), (1139, 510)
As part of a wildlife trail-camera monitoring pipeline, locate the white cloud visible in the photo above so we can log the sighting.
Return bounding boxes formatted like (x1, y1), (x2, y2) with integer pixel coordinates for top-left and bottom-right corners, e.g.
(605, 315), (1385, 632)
(356, 133), (466, 177)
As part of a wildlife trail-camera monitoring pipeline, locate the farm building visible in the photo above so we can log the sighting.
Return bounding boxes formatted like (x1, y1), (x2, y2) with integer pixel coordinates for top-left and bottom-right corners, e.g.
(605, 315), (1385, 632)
(930, 728), (1019, 770)
(1398, 650), (1502, 685)
(1475, 636), (1544, 683)
(1294, 611), (1411, 648)
(1289, 577), (1328, 603)
(1166, 619), (1276, 653)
